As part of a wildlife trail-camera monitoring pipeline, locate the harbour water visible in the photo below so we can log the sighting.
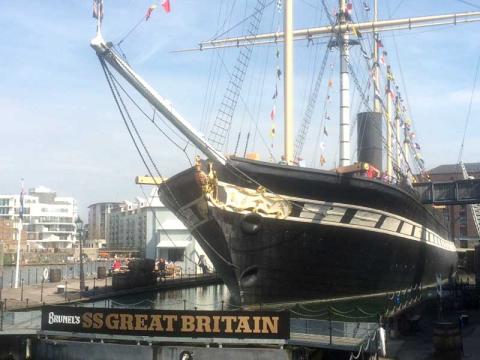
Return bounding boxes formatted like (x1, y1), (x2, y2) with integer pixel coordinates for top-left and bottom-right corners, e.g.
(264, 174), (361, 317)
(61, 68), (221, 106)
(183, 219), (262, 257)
(84, 283), (429, 322)
(86, 284), (233, 310)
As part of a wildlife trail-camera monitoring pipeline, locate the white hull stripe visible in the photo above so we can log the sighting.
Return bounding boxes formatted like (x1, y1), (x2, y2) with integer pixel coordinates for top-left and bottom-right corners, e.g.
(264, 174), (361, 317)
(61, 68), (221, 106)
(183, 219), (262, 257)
(211, 181), (456, 253)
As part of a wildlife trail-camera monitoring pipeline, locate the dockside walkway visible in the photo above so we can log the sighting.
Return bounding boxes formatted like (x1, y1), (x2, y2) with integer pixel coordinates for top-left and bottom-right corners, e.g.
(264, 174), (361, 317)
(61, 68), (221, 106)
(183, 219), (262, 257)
(0, 273), (221, 311)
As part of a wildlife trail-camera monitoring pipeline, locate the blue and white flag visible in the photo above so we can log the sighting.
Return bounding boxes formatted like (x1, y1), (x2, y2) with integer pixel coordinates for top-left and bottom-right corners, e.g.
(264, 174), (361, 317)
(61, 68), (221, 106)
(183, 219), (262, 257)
(93, 0), (104, 21)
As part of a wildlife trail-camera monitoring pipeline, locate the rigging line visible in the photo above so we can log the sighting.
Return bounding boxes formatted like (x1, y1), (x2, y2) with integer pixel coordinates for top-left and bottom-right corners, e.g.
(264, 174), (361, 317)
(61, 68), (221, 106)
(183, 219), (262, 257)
(104, 60), (185, 148)
(252, 6), (280, 151)
(99, 58), (158, 186)
(386, 0), (417, 150)
(214, 50), (277, 161)
(139, 184), (179, 250)
(455, 0), (480, 11)
(348, 63), (370, 109)
(101, 58), (238, 270)
(352, 59), (418, 174)
(376, 61), (429, 175)
(203, 49), (225, 134)
(138, 185), (200, 265)
(109, 74), (193, 166)
(107, 78), (241, 270)
(212, 0), (239, 41)
(348, 64), (420, 178)
(201, 2), (237, 135)
(236, 3), (269, 152)
(294, 39), (333, 159)
(115, 44), (130, 64)
(249, 44), (271, 149)
(209, 0), (276, 41)
(101, 57), (189, 215)
(107, 68), (168, 184)
(200, 52), (219, 132)
(300, 0), (323, 10)
(458, 51), (480, 163)
(115, 79), (187, 145)
(311, 61), (336, 168)
(102, 52), (285, 271)
(389, 0), (407, 19)
(207, 0), (269, 153)
(117, 15), (147, 46)
(301, 3), (325, 114)
(200, 3), (228, 133)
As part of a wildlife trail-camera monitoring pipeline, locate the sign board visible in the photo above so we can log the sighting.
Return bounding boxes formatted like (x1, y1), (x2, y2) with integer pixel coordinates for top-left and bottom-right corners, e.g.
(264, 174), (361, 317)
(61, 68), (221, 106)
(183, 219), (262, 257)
(41, 306), (290, 340)
(43, 268), (49, 281)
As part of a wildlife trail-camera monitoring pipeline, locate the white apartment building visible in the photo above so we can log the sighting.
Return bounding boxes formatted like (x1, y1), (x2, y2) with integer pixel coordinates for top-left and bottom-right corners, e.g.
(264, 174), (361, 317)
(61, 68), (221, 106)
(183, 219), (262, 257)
(106, 189), (211, 272)
(0, 186), (77, 250)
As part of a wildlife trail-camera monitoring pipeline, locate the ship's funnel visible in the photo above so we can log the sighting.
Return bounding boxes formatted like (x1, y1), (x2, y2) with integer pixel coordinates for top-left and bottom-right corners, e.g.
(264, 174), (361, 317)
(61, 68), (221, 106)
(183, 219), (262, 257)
(357, 112), (382, 172)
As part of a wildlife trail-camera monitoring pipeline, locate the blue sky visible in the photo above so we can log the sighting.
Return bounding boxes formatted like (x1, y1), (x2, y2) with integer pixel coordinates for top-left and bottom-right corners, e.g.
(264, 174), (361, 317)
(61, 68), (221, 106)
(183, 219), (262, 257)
(1, 0), (480, 217)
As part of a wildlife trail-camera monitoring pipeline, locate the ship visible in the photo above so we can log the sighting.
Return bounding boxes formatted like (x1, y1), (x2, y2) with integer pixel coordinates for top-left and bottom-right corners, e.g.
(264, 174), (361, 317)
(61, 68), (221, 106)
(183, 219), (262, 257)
(90, 1), (476, 305)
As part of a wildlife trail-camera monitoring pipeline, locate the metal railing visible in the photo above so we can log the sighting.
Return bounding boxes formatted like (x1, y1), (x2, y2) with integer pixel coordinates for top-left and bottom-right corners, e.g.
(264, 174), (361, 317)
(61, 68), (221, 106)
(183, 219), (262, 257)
(460, 161), (480, 238)
(1, 261), (114, 288)
(0, 303), (41, 332)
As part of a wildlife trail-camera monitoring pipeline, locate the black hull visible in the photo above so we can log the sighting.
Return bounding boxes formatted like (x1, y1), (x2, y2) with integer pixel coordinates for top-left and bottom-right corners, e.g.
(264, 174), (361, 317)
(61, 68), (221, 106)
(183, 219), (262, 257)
(212, 208), (456, 304)
(160, 158), (457, 305)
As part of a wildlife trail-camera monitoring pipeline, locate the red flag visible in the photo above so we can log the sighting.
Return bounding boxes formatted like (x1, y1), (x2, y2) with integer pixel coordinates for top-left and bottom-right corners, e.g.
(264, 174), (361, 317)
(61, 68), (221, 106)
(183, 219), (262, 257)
(345, 2), (353, 20)
(162, 0), (171, 13)
(346, 3), (353, 15)
(376, 39), (384, 48)
(270, 106), (276, 121)
(145, 4), (157, 21)
(388, 89), (395, 99)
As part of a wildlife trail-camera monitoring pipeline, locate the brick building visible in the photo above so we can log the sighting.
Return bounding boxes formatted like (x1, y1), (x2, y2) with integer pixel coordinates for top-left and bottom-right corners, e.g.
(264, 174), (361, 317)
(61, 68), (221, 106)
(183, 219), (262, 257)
(0, 218), (27, 252)
(428, 162), (480, 249)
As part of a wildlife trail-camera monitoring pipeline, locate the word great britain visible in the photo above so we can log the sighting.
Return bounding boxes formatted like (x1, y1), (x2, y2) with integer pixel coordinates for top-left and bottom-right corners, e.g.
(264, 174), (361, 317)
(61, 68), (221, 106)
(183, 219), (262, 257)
(41, 305), (290, 340)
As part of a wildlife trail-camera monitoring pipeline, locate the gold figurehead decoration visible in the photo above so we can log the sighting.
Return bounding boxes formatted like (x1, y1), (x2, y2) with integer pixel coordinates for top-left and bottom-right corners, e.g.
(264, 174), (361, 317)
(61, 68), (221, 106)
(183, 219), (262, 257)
(193, 156), (290, 219)
(194, 156), (218, 198)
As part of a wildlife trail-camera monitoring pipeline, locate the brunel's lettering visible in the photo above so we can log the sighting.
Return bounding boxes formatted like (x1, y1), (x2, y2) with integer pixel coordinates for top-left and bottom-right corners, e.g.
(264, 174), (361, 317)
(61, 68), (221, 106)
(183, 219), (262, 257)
(48, 312), (81, 325)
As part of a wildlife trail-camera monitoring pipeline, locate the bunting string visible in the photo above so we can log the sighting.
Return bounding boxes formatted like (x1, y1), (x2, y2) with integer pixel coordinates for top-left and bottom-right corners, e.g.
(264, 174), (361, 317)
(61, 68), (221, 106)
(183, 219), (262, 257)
(270, 22), (282, 160)
(117, 0), (172, 47)
(374, 38), (427, 179)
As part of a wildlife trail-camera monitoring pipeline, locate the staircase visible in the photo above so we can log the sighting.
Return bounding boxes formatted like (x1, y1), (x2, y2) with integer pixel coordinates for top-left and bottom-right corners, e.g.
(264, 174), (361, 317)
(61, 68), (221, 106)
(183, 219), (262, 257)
(460, 161), (480, 237)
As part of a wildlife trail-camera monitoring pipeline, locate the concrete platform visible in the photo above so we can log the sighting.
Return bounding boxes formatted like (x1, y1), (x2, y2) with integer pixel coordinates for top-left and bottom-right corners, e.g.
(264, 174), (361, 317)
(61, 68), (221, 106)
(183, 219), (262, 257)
(0, 273), (221, 311)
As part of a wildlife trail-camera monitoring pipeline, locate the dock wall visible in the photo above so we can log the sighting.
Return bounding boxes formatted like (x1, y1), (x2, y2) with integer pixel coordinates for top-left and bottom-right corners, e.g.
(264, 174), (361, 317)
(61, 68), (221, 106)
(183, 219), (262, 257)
(35, 339), (289, 360)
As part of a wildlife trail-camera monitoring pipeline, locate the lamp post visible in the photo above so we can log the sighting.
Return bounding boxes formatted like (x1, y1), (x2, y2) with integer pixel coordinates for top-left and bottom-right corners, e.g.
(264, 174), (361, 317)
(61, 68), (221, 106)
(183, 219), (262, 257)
(75, 217), (85, 293)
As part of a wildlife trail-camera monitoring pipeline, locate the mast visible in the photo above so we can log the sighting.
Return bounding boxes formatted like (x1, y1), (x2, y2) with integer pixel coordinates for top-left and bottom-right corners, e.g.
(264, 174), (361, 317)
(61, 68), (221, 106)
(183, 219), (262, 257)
(14, 216), (22, 288)
(386, 66), (393, 178)
(284, 0), (294, 163)
(395, 93), (401, 171)
(403, 117), (410, 177)
(339, 0), (351, 167)
(14, 180), (24, 289)
(373, 0), (381, 113)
